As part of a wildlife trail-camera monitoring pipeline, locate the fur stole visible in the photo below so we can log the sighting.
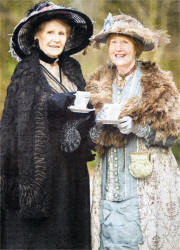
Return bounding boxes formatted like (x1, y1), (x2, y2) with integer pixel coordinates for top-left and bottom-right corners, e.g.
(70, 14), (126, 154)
(86, 61), (180, 154)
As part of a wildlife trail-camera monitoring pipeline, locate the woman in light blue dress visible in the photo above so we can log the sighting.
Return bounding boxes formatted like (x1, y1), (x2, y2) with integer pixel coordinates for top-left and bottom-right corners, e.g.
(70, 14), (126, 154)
(86, 13), (180, 250)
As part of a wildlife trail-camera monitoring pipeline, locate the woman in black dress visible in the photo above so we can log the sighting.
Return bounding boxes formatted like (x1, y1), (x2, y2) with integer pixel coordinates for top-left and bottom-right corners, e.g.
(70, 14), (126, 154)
(0, 1), (94, 249)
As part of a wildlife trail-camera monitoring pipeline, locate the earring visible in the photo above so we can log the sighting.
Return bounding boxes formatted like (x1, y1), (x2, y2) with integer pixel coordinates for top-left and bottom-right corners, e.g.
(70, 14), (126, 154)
(33, 39), (40, 48)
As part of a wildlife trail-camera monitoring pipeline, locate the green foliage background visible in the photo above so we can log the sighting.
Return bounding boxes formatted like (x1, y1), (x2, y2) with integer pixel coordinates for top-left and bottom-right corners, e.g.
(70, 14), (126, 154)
(0, 0), (180, 166)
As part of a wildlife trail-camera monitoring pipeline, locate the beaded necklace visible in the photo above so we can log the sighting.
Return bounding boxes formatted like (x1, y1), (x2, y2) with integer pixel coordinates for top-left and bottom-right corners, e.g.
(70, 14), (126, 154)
(115, 64), (137, 88)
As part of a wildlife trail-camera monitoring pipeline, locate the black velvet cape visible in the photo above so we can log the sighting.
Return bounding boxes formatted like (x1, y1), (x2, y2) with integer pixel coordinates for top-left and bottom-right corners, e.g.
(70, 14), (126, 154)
(0, 50), (93, 249)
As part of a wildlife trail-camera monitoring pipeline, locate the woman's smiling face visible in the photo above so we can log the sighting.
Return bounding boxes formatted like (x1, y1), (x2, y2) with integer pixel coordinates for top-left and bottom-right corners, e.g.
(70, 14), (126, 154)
(34, 19), (70, 58)
(108, 34), (136, 67)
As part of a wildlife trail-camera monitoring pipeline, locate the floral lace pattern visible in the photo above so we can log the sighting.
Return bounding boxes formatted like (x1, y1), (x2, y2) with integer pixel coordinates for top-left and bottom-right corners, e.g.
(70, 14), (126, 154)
(91, 159), (102, 250)
(91, 139), (180, 250)
(60, 120), (81, 153)
(137, 139), (180, 250)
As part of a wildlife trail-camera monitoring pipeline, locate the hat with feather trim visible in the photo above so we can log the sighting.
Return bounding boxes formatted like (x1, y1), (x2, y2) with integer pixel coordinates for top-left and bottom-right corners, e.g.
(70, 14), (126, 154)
(10, 1), (93, 61)
(92, 13), (170, 51)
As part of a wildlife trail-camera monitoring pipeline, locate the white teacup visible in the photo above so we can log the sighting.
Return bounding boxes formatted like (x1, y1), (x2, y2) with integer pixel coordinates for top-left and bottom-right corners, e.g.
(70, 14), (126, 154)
(74, 91), (91, 109)
(96, 103), (122, 123)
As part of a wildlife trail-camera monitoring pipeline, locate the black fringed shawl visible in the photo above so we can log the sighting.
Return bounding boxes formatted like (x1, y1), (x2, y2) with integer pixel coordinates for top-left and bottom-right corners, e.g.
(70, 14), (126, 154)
(0, 49), (88, 218)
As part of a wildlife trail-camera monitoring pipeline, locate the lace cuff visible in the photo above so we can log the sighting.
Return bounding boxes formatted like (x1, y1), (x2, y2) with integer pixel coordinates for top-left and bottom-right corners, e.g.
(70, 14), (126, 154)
(89, 125), (103, 144)
(135, 125), (155, 145)
(135, 125), (176, 148)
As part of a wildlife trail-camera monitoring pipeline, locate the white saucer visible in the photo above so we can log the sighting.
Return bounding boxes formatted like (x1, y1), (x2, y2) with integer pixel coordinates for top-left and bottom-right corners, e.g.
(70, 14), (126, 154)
(68, 105), (95, 113)
(96, 119), (119, 125)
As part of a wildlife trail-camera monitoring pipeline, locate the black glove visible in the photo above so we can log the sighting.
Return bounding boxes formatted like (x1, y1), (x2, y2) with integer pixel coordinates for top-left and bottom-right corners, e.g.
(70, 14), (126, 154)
(47, 92), (75, 114)
(76, 111), (95, 138)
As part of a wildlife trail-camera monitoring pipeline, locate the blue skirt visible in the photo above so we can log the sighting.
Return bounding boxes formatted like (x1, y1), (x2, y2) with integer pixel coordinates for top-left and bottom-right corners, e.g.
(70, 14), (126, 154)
(100, 198), (143, 250)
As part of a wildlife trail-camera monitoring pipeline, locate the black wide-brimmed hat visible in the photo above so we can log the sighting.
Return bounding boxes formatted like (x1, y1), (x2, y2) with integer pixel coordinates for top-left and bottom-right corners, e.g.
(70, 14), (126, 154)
(10, 1), (93, 61)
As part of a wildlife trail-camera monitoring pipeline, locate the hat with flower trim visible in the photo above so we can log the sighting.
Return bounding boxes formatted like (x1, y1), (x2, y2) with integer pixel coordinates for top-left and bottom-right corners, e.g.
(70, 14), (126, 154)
(92, 13), (170, 51)
(10, 1), (93, 61)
